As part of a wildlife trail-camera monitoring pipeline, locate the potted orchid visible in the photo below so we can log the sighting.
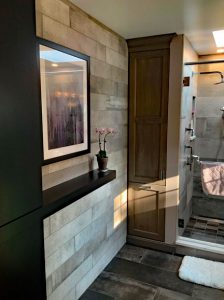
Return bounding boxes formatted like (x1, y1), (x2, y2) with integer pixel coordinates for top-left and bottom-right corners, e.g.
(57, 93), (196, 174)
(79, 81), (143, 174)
(96, 127), (117, 171)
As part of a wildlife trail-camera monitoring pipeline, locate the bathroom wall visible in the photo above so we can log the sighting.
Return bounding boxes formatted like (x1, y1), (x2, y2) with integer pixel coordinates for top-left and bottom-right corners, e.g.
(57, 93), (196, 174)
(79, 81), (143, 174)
(36, 0), (128, 299)
(195, 54), (224, 160)
(178, 37), (198, 234)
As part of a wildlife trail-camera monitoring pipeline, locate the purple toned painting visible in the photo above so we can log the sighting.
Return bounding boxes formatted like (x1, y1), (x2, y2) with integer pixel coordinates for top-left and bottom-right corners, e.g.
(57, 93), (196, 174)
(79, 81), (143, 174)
(39, 42), (89, 163)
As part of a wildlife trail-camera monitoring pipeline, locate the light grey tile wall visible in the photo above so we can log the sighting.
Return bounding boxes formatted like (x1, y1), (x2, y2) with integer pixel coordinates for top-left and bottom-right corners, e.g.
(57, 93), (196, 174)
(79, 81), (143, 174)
(36, 0), (128, 299)
(195, 60), (224, 160)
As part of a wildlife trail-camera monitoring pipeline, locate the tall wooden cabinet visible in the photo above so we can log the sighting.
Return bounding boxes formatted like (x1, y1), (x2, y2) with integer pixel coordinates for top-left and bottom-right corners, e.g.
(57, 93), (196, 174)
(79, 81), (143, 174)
(127, 34), (175, 243)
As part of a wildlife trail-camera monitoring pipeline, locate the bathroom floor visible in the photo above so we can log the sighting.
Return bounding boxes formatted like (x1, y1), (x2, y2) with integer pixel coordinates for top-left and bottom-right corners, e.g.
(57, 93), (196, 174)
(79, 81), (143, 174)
(183, 215), (224, 245)
(80, 244), (224, 300)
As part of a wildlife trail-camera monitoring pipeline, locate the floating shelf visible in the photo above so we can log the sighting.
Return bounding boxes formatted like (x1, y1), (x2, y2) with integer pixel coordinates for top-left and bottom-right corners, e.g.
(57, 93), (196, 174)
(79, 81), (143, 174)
(42, 169), (116, 217)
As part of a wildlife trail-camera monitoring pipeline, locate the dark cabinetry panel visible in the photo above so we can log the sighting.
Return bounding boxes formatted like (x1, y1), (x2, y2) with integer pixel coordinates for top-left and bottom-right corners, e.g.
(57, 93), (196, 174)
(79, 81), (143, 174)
(0, 212), (45, 299)
(0, 0), (42, 226)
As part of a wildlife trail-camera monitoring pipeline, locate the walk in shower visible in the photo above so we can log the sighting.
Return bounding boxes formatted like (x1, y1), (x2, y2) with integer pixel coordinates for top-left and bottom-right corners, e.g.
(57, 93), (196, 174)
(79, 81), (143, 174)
(178, 57), (224, 247)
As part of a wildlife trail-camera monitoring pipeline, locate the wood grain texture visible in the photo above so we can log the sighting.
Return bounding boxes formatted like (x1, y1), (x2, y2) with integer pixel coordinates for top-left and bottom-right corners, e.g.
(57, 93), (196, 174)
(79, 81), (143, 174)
(128, 34), (174, 242)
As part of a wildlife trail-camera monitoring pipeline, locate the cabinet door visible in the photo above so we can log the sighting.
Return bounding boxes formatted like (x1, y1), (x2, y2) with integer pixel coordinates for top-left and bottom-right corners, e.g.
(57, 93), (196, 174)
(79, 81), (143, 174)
(128, 183), (165, 241)
(129, 49), (169, 184)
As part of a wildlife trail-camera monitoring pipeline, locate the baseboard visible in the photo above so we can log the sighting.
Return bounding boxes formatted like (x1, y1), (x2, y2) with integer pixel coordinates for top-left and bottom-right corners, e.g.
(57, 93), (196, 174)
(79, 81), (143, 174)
(127, 235), (176, 254)
(127, 234), (224, 262)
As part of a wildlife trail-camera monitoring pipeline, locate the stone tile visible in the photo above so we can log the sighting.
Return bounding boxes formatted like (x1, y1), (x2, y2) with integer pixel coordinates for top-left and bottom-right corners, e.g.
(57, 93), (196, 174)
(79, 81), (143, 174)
(194, 137), (223, 159)
(192, 197), (224, 220)
(63, 288), (76, 300)
(106, 48), (128, 71)
(42, 161), (89, 190)
(35, 10), (43, 37)
(90, 271), (157, 300)
(141, 249), (182, 272)
(50, 248), (85, 292)
(46, 276), (53, 297)
(75, 215), (108, 251)
(70, 5), (127, 56)
(115, 81), (128, 98)
(45, 237), (75, 277)
(195, 117), (207, 137)
(43, 217), (51, 239)
(36, 0), (70, 26)
(154, 287), (193, 300)
(196, 97), (224, 117)
(44, 209), (92, 258)
(105, 258), (194, 295)
(216, 235), (224, 244)
(92, 197), (113, 222)
(106, 96), (128, 110)
(116, 244), (148, 263)
(111, 65), (128, 84)
(90, 58), (111, 80)
(94, 223), (126, 265)
(91, 111), (127, 129)
(90, 75), (115, 96)
(80, 289), (114, 300)
(49, 255), (92, 300)
(91, 93), (108, 111)
(42, 16), (106, 61)
(76, 235), (125, 300)
(49, 185), (109, 233)
(192, 284), (224, 300)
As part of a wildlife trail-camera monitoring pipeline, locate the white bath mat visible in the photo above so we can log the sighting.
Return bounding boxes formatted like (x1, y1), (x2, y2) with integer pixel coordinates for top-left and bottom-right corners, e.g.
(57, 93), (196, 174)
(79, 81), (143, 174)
(179, 256), (224, 290)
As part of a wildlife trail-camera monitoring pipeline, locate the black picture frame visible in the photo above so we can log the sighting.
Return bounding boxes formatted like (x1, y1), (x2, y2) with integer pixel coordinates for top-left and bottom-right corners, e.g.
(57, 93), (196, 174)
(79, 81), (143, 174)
(37, 38), (90, 165)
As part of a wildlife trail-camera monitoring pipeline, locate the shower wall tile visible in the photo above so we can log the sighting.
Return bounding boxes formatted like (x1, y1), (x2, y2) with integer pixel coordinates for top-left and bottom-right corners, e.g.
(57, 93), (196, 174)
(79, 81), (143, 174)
(196, 97), (224, 118)
(195, 138), (223, 159)
(195, 118), (207, 137)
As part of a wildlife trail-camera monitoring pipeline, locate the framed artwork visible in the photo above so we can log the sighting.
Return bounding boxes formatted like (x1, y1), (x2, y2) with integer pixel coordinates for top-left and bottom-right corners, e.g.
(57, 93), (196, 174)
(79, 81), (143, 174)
(38, 39), (90, 164)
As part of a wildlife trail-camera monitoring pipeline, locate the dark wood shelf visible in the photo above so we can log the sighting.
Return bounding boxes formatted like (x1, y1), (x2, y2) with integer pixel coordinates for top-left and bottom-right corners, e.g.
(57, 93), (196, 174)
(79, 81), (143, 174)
(42, 169), (116, 217)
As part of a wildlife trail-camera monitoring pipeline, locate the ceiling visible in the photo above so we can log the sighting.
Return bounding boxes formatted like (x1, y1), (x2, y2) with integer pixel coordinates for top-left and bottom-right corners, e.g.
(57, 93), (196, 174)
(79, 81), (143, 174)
(70, 0), (224, 55)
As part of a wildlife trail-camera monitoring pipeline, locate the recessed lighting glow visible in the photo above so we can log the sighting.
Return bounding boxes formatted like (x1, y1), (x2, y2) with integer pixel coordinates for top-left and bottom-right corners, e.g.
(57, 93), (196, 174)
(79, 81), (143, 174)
(217, 49), (224, 53)
(213, 30), (224, 47)
(51, 63), (58, 67)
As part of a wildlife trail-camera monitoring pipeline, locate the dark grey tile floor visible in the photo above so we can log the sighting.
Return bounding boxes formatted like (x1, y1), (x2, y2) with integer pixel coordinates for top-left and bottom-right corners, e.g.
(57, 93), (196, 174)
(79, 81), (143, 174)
(183, 215), (224, 244)
(80, 244), (224, 300)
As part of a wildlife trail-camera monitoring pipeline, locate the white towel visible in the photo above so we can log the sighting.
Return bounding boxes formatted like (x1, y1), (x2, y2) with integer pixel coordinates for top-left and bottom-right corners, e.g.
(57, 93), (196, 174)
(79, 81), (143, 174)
(201, 161), (224, 196)
(179, 256), (224, 289)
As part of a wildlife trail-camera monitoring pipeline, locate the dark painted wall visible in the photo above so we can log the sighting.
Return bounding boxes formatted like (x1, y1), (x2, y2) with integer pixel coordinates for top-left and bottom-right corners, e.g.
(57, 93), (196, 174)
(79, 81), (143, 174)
(0, 1), (42, 225)
(0, 1), (45, 298)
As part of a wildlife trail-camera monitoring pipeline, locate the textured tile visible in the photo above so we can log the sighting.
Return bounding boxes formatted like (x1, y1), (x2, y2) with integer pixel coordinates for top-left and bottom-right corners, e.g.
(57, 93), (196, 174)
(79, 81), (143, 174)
(36, 0), (70, 26)
(90, 271), (157, 300)
(70, 5), (127, 56)
(76, 235), (125, 300)
(49, 255), (92, 300)
(35, 10), (43, 37)
(43, 218), (51, 239)
(106, 48), (128, 71)
(80, 289), (114, 300)
(45, 237), (75, 277)
(154, 287), (193, 300)
(42, 16), (106, 61)
(192, 284), (224, 300)
(105, 258), (193, 295)
(141, 249), (182, 272)
(45, 209), (92, 258)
